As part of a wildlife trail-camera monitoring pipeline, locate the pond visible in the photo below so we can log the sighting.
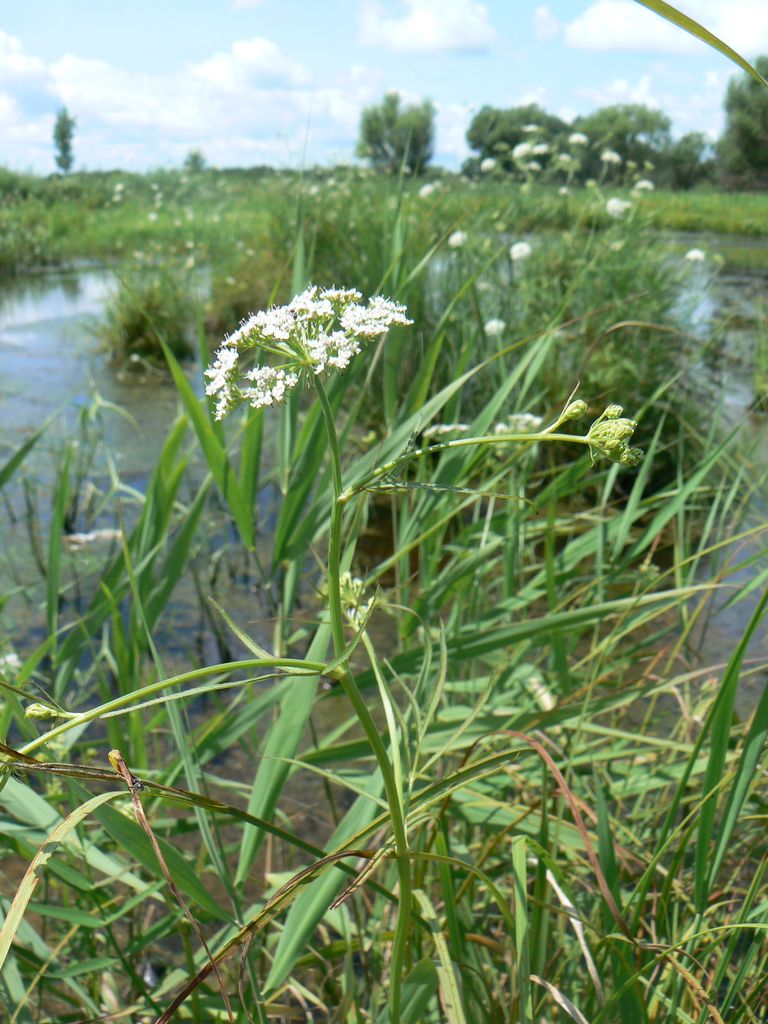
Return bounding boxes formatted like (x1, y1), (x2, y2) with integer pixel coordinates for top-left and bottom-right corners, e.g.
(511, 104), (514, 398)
(0, 245), (767, 715)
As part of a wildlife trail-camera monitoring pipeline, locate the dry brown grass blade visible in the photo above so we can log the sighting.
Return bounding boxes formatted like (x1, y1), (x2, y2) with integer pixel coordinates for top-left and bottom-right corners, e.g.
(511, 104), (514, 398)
(108, 749), (235, 1024)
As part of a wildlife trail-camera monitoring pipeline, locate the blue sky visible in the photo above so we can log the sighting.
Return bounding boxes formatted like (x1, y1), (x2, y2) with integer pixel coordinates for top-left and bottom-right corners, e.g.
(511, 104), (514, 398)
(0, 1), (765, 173)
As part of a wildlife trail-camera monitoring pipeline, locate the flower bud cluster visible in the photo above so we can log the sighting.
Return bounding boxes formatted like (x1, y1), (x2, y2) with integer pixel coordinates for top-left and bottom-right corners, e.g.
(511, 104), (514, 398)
(586, 404), (643, 467)
(339, 571), (374, 628)
(206, 286), (412, 420)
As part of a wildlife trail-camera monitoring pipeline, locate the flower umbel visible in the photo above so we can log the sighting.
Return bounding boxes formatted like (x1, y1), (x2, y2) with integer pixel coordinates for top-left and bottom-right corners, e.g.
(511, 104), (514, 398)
(586, 404), (643, 467)
(205, 286), (412, 420)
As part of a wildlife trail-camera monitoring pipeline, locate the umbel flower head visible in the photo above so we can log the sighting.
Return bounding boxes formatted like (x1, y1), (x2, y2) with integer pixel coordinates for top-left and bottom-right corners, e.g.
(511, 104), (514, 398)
(587, 404), (643, 467)
(206, 286), (412, 420)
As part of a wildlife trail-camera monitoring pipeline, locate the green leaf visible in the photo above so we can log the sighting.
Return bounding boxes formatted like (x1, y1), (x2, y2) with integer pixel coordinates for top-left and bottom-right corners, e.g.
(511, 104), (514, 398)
(0, 790), (123, 973)
(636, 2), (768, 85)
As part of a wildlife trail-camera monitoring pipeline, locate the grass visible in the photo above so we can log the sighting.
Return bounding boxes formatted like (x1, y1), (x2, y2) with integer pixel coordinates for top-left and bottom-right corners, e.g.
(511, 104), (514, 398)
(0, 163), (767, 1024)
(2, 165), (768, 280)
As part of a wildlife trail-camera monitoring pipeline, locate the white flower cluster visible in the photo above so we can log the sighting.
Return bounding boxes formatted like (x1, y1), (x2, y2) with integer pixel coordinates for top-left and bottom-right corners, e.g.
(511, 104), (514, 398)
(494, 413), (544, 435)
(510, 241), (532, 262)
(205, 286), (411, 420)
(600, 149), (622, 166)
(484, 318), (506, 337)
(685, 248), (706, 262)
(605, 197), (632, 219)
(339, 571), (374, 628)
(423, 422), (470, 438)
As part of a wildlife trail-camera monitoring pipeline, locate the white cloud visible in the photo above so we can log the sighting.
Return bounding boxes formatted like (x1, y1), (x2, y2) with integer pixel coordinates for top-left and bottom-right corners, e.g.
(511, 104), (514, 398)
(564, 1), (768, 56)
(577, 69), (726, 140)
(434, 101), (474, 162)
(31, 44), (387, 172)
(358, 0), (496, 53)
(0, 30), (46, 81)
(580, 73), (660, 109)
(190, 38), (311, 89)
(533, 5), (560, 43)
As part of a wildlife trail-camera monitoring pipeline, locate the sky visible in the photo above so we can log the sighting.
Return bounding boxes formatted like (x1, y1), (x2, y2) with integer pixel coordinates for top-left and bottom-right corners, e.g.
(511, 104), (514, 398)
(0, 0), (766, 174)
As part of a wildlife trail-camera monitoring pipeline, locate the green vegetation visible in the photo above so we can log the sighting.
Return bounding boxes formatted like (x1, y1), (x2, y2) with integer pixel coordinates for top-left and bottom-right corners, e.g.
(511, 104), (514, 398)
(357, 92), (435, 175)
(0, 165), (767, 284)
(52, 107), (76, 175)
(719, 55), (768, 188)
(1, 13), (767, 1018)
(0, 158), (767, 1022)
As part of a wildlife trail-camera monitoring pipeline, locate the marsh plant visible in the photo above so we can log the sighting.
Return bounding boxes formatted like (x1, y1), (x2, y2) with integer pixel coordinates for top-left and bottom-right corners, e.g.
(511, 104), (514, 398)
(97, 261), (195, 364)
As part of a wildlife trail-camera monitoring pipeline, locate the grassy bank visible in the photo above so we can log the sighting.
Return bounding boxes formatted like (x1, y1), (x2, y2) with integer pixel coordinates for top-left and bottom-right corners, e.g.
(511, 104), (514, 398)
(1, 162), (767, 1023)
(1, 166), (767, 279)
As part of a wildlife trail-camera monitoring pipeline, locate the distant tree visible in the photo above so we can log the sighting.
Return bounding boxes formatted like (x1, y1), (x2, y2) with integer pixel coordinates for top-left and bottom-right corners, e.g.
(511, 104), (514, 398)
(357, 93), (435, 175)
(53, 107), (76, 173)
(183, 149), (207, 174)
(465, 104), (568, 172)
(718, 56), (768, 188)
(572, 104), (671, 177)
(660, 132), (713, 190)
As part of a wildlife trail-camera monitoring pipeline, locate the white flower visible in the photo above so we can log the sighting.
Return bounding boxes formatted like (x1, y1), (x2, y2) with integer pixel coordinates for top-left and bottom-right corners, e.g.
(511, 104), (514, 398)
(0, 651), (22, 674)
(600, 149), (622, 165)
(419, 182), (437, 198)
(559, 186), (570, 196)
(605, 197), (631, 219)
(532, 142), (550, 156)
(480, 157), (497, 173)
(494, 413), (544, 435)
(147, 211), (158, 223)
(526, 161), (542, 173)
(510, 241), (532, 262)
(512, 141), (533, 160)
(569, 131), (589, 146)
(206, 287), (412, 420)
(685, 248), (707, 262)
(523, 123), (540, 133)
(633, 178), (655, 191)
(113, 182), (125, 193)
(448, 230), (467, 249)
(484, 318), (506, 337)
(241, 366), (300, 409)
(557, 152), (574, 166)
(423, 422), (470, 438)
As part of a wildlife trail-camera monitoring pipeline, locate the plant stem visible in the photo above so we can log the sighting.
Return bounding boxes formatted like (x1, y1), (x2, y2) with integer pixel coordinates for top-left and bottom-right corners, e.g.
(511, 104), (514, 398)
(314, 377), (412, 1023)
(339, 430), (592, 504)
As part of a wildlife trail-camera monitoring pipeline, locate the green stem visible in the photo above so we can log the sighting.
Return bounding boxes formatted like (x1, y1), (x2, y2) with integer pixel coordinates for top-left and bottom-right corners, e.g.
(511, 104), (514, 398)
(314, 377), (412, 1023)
(340, 430), (592, 504)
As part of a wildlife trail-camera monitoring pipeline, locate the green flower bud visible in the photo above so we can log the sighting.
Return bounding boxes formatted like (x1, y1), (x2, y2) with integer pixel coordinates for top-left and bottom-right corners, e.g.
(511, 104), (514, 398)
(621, 447), (644, 467)
(603, 404), (623, 419)
(25, 702), (70, 721)
(587, 417), (638, 447)
(561, 399), (588, 421)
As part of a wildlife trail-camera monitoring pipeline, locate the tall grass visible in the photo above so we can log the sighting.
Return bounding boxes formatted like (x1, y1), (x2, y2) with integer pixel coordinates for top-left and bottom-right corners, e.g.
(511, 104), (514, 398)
(1, 152), (767, 1024)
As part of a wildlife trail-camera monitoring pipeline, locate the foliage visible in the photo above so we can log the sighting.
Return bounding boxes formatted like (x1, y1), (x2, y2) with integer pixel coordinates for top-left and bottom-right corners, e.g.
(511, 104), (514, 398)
(718, 55), (768, 187)
(357, 92), (435, 175)
(183, 148), (207, 174)
(52, 107), (76, 174)
(573, 103), (672, 177)
(659, 130), (713, 189)
(96, 261), (195, 363)
(465, 103), (568, 172)
(0, 142), (766, 1020)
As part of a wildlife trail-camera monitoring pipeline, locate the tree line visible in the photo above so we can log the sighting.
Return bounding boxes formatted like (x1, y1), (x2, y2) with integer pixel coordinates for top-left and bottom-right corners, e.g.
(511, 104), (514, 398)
(357, 56), (768, 190)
